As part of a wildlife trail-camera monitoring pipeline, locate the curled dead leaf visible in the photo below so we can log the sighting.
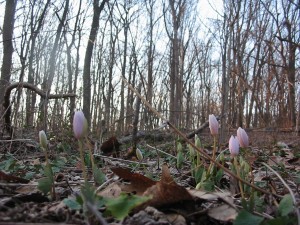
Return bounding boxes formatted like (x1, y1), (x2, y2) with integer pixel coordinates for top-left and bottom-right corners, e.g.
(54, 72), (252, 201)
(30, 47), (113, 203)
(111, 167), (157, 195)
(111, 165), (194, 210)
(142, 165), (194, 208)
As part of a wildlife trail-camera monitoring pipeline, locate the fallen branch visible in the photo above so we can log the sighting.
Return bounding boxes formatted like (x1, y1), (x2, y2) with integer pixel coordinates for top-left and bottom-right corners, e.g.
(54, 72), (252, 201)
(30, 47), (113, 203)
(2, 82), (76, 138)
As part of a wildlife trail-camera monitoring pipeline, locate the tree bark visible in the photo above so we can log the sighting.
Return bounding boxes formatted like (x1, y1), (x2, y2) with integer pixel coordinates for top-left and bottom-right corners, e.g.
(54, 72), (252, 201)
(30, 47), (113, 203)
(26, 0), (51, 127)
(0, 0), (17, 108)
(83, 0), (108, 125)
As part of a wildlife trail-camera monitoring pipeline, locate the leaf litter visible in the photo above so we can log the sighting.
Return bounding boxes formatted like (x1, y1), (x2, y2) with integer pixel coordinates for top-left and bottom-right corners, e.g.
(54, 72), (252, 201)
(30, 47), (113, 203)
(0, 129), (299, 225)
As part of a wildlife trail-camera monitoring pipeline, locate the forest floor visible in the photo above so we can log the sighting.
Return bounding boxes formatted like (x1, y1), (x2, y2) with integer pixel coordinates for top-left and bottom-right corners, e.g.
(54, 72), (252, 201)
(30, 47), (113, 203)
(0, 127), (299, 225)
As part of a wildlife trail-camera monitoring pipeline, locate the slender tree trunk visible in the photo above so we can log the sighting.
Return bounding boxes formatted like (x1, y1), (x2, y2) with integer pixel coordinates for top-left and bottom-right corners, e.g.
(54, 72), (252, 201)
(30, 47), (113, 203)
(0, 0), (17, 116)
(40, 0), (69, 130)
(26, 0), (51, 127)
(83, 0), (108, 125)
(118, 10), (129, 133)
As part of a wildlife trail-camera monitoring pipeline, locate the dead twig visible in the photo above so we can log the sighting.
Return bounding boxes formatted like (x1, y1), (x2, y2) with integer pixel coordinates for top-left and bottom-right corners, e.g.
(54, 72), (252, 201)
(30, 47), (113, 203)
(120, 75), (278, 197)
(261, 162), (300, 225)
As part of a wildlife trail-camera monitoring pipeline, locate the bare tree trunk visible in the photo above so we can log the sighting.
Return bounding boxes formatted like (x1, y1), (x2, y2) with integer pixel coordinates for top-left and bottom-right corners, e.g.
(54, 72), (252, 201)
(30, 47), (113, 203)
(285, 22), (297, 127)
(118, 3), (129, 133)
(39, 0), (69, 130)
(167, 0), (183, 127)
(105, 20), (117, 131)
(83, 0), (108, 125)
(145, 0), (154, 130)
(0, 0), (17, 125)
(26, 0), (51, 128)
(65, 0), (82, 125)
(220, 12), (230, 143)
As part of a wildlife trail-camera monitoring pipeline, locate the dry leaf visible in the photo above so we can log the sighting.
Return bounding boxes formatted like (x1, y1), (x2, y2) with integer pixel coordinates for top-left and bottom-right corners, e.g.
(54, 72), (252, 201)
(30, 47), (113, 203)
(111, 167), (157, 195)
(142, 165), (194, 208)
(189, 190), (233, 203)
(111, 165), (194, 210)
(208, 204), (237, 222)
(98, 182), (122, 198)
(101, 136), (121, 156)
(0, 171), (29, 183)
(16, 182), (38, 194)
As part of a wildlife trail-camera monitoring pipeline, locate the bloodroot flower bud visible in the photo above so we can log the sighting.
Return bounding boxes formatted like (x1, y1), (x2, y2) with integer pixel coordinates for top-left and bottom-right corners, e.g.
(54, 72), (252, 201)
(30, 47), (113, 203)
(39, 130), (48, 149)
(73, 111), (88, 140)
(229, 135), (239, 157)
(237, 127), (249, 148)
(209, 114), (219, 136)
(136, 148), (143, 161)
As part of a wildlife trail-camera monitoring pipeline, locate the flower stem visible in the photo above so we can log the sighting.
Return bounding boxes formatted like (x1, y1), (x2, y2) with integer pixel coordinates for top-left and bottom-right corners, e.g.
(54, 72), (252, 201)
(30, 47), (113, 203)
(79, 139), (87, 183)
(234, 156), (244, 199)
(207, 136), (217, 175)
(85, 137), (95, 170)
(43, 147), (56, 200)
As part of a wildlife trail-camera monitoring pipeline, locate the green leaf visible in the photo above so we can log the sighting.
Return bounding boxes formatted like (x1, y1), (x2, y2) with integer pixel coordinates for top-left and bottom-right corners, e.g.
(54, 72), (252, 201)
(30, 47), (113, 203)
(44, 164), (54, 183)
(278, 194), (293, 216)
(93, 166), (106, 185)
(53, 157), (67, 167)
(202, 179), (215, 191)
(105, 193), (151, 220)
(3, 158), (17, 171)
(37, 177), (52, 195)
(81, 182), (96, 204)
(295, 174), (300, 184)
(194, 167), (204, 184)
(215, 169), (223, 184)
(233, 209), (264, 225)
(265, 216), (296, 225)
(63, 198), (82, 210)
(177, 151), (184, 169)
(24, 171), (35, 180)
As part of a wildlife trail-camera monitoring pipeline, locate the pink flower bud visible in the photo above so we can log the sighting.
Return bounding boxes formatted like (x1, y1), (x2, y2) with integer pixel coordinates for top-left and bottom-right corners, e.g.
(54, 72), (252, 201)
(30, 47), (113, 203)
(229, 135), (239, 157)
(73, 111), (88, 139)
(209, 114), (219, 136)
(237, 127), (249, 148)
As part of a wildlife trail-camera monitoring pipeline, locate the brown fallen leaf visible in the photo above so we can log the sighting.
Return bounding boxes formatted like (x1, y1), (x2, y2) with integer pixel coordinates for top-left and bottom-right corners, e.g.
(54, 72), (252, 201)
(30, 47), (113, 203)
(208, 204), (237, 222)
(0, 171), (29, 183)
(98, 182), (122, 198)
(101, 136), (121, 156)
(142, 165), (194, 208)
(111, 165), (194, 210)
(111, 167), (157, 195)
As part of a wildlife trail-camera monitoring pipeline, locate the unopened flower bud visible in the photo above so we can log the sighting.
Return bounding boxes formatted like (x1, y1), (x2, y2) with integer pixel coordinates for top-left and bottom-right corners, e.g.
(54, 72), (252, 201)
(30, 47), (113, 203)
(229, 135), (239, 157)
(195, 135), (201, 148)
(39, 130), (48, 150)
(209, 114), (219, 136)
(73, 111), (88, 140)
(237, 127), (249, 148)
(136, 148), (143, 161)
